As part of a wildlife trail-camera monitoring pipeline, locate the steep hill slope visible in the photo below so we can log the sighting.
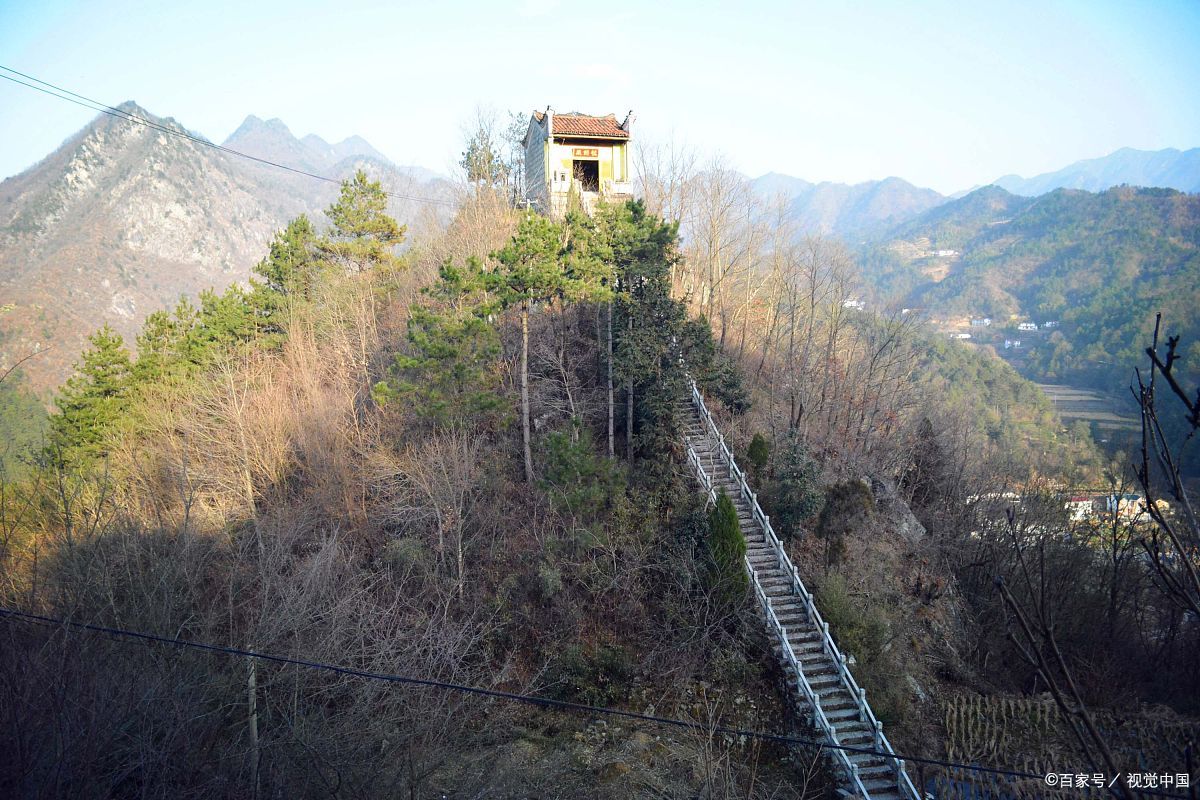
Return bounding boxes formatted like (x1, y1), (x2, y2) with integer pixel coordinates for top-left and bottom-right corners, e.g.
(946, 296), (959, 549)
(994, 147), (1200, 196)
(0, 104), (451, 394)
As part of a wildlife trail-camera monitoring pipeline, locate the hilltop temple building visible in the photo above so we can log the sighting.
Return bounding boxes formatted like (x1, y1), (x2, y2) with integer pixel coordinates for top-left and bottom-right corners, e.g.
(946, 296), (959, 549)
(523, 108), (634, 216)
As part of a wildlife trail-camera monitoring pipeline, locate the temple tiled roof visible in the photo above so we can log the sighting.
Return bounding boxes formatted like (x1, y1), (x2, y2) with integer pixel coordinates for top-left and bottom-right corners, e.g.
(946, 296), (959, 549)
(537, 111), (630, 139)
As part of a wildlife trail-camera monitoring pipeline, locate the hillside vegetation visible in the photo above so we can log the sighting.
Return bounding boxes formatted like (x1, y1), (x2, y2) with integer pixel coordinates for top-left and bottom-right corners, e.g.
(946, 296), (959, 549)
(862, 186), (1200, 392)
(0, 104), (450, 393)
(0, 175), (826, 798)
(2, 158), (1197, 797)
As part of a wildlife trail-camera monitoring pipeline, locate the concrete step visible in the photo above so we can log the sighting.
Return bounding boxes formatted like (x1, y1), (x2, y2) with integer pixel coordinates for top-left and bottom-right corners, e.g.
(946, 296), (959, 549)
(782, 628), (820, 647)
(770, 603), (808, 620)
(814, 680), (851, 698)
(774, 603), (813, 618)
(779, 625), (819, 643)
(772, 606), (811, 623)
(807, 671), (841, 687)
(861, 778), (902, 795)
(856, 763), (896, 779)
(847, 752), (891, 770)
(840, 735), (879, 754)
(837, 726), (876, 744)
(777, 624), (817, 642)
(822, 696), (859, 714)
(824, 705), (862, 723)
(796, 650), (831, 667)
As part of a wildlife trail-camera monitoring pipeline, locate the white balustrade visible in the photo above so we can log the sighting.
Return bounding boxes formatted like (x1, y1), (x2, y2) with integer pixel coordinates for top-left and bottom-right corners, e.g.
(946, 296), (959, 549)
(685, 379), (918, 800)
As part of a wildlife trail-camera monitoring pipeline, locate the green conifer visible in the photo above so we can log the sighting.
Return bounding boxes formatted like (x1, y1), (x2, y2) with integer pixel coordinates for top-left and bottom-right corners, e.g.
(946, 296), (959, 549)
(320, 170), (405, 274)
(707, 490), (748, 606)
(492, 213), (568, 481)
(377, 259), (503, 424)
(48, 325), (133, 462)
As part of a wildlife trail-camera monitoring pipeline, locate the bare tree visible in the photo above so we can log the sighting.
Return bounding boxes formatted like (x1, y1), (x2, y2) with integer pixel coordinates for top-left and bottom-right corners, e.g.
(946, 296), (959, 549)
(994, 519), (1132, 800)
(374, 430), (486, 596)
(1132, 314), (1200, 620)
(633, 135), (697, 225)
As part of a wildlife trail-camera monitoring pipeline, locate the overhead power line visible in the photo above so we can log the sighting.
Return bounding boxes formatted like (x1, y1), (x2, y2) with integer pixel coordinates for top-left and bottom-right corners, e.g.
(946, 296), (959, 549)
(1, 607), (1190, 798)
(0, 65), (456, 207)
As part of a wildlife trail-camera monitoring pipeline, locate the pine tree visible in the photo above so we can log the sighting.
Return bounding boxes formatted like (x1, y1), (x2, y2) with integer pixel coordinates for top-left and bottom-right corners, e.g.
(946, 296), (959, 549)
(604, 201), (686, 465)
(49, 325), (133, 462)
(678, 314), (750, 413)
(747, 433), (770, 477)
(562, 209), (617, 452)
(816, 480), (875, 570)
(251, 215), (319, 339)
(903, 416), (949, 512)
(492, 213), (567, 481)
(132, 309), (183, 385)
(254, 215), (318, 296)
(185, 287), (257, 360)
(376, 258), (503, 425)
(321, 170), (405, 274)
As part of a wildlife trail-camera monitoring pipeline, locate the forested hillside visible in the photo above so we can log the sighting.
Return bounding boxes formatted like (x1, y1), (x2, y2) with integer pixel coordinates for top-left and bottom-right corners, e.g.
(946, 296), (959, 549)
(2, 158), (1196, 797)
(861, 185), (1200, 392)
(0, 175), (825, 797)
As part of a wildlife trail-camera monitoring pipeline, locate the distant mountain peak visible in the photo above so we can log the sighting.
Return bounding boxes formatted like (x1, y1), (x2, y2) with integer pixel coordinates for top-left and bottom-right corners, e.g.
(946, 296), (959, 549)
(229, 114), (295, 139)
(750, 172), (945, 237)
(223, 116), (392, 173)
(1, 104), (451, 394)
(114, 99), (149, 115)
(992, 147), (1200, 196)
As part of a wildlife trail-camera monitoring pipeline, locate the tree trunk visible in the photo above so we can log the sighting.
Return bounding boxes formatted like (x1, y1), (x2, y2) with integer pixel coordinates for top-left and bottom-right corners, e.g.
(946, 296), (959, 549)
(626, 316), (634, 461)
(521, 303), (534, 482)
(607, 300), (615, 458)
(248, 657), (260, 799)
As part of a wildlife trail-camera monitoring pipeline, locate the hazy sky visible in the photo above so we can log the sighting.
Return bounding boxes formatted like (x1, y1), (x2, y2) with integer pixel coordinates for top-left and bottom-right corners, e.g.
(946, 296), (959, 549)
(2, 0), (1198, 194)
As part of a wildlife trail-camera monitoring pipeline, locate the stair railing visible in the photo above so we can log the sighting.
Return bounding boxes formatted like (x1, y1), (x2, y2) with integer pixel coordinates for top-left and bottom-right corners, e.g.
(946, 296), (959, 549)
(686, 380), (919, 800)
(749, 558), (870, 798)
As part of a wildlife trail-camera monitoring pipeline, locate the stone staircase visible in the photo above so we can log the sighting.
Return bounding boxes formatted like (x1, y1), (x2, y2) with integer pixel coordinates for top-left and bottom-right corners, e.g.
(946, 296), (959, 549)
(678, 383), (918, 800)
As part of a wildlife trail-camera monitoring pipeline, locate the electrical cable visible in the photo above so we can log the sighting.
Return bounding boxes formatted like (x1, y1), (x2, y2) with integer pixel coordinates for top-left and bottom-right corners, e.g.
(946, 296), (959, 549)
(0, 607), (1190, 798)
(0, 66), (456, 207)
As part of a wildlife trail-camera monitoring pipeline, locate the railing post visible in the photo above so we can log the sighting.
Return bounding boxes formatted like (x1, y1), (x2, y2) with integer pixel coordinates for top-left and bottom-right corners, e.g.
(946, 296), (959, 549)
(686, 376), (914, 800)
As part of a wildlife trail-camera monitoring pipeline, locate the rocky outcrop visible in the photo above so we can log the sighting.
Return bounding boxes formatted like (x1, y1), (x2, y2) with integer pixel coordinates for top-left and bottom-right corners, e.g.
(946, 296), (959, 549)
(870, 476), (927, 545)
(0, 103), (451, 394)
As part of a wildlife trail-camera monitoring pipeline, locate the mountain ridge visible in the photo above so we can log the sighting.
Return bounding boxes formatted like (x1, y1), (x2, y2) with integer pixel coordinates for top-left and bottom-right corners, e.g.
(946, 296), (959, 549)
(749, 172), (946, 238)
(992, 146), (1200, 196)
(0, 102), (451, 394)
(859, 183), (1200, 392)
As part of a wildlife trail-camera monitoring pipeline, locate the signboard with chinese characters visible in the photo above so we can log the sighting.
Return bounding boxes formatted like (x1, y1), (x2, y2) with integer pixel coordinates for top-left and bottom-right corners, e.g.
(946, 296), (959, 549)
(572, 147), (599, 158)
